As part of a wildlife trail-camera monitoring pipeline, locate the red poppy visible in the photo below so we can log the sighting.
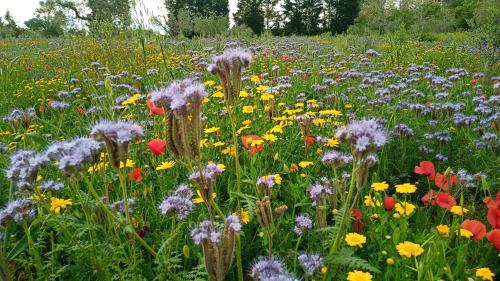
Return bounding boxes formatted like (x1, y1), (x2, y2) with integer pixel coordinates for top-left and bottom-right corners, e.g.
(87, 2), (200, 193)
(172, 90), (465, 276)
(241, 135), (263, 155)
(384, 196), (396, 211)
(425, 101), (431, 107)
(351, 208), (364, 233)
(486, 229), (500, 250)
(305, 135), (315, 147)
(77, 107), (85, 115)
(461, 220), (486, 240)
(128, 168), (143, 182)
(484, 192), (500, 229)
(435, 192), (457, 209)
(147, 139), (166, 155)
(281, 55), (289, 60)
(470, 78), (478, 84)
(38, 105), (47, 113)
(434, 173), (458, 191)
(421, 190), (439, 206)
(146, 99), (165, 115)
(414, 161), (435, 180)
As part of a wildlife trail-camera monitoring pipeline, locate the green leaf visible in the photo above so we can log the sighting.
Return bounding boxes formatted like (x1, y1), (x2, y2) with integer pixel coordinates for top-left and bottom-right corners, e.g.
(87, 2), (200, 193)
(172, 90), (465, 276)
(6, 234), (28, 260)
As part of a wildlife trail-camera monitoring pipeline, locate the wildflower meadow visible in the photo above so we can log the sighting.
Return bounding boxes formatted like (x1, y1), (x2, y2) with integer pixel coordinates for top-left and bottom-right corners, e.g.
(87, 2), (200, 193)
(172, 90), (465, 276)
(0, 30), (499, 281)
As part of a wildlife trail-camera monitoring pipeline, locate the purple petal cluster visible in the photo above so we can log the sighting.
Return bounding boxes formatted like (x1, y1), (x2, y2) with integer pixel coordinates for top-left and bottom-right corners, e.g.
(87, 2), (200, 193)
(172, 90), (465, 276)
(225, 215), (242, 232)
(298, 253), (323, 276)
(0, 198), (35, 227)
(335, 119), (387, 154)
(190, 220), (221, 245)
(250, 257), (287, 280)
(111, 198), (136, 214)
(44, 137), (103, 172)
(256, 174), (280, 188)
(6, 150), (49, 188)
(151, 79), (207, 113)
(294, 214), (313, 236)
(159, 184), (194, 220)
(40, 180), (64, 192)
(189, 162), (224, 182)
(321, 150), (352, 167)
(90, 120), (144, 144)
(308, 182), (333, 206)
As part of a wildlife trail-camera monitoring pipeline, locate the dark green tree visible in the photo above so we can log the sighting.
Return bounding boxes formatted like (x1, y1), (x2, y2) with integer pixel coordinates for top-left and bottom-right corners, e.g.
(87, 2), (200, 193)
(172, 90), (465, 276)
(261, 0), (279, 29)
(281, 0), (304, 35)
(300, 0), (323, 35)
(55, 0), (131, 26)
(234, 0), (265, 35)
(325, 0), (361, 34)
(25, 0), (67, 37)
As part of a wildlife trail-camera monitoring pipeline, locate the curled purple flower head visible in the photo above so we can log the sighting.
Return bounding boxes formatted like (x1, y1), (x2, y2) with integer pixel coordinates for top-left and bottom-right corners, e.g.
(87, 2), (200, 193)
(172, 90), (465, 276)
(49, 101), (70, 110)
(189, 162), (225, 182)
(158, 184), (194, 221)
(6, 150), (49, 187)
(335, 118), (387, 154)
(111, 198), (136, 214)
(3, 108), (36, 124)
(90, 120), (144, 144)
(209, 48), (252, 73)
(250, 257), (286, 279)
(294, 214), (313, 236)
(256, 174), (281, 189)
(190, 220), (221, 245)
(40, 180), (64, 192)
(0, 198), (35, 227)
(298, 253), (323, 276)
(225, 214), (242, 232)
(321, 150), (352, 167)
(308, 182), (333, 206)
(44, 137), (103, 173)
(151, 79), (207, 113)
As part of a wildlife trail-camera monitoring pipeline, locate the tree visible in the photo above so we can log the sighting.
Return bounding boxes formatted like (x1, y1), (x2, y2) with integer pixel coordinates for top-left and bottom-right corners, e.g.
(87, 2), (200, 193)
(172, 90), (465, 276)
(55, 0), (131, 27)
(326, 0), (361, 34)
(234, 0), (265, 35)
(25, 0), (67, 37)
(300, 0), (323, 35)
(282, 0), (304, 35)
(1, 11), (23, 37)
(261, 0), (279, 29)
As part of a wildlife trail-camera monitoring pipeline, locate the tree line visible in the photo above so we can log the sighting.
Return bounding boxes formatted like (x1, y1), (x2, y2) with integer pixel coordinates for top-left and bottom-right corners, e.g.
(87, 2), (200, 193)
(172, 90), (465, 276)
(0, 0), (498, 39)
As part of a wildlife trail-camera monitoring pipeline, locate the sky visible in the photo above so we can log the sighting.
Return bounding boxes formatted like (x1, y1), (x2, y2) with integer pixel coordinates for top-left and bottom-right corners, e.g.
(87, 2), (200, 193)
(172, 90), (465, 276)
(0, 0), (238, 27)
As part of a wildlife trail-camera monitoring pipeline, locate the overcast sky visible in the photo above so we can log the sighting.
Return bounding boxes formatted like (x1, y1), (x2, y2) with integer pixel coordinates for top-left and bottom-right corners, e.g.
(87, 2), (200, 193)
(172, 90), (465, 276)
(0, 0), (238, 27)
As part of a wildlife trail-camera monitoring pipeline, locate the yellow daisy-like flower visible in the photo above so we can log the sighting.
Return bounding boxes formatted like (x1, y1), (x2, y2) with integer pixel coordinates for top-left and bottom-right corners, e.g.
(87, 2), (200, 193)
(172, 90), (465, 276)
(242, 119), (252, 126)
(325, 138), (339, 147)
(256, 85), (268, 92)
(199, 138), (209, 148)
(370, 213), (380, 220)
(156, 161), (175, 171)
(204, 80), (216, 87)
(50, 197), (72, 214)
(237, 125), (251, 134)
(262, 134), (278, 142)
(242, 105), (254, 113)
(395, 202), (416, 216)
(204, 127), (220, 134)
(319, 109), (342, 116)
(345, 233), (367, 247)
(347, 270), (373, 281)
(298, 161), (314, 168)
(395, 183), (417, 194)
(396, 241), (424, 258)
(239, 90), (249, 98)
(239, 209), (250, 224)
(121, 93), (141, 105)
(222, 146), (236, 157)
(88, 162), (108, 173)
(456, 228), (473, 238)
(476, 267), (495, 281)
(268, 125), (284, 134)
(436, 224), (450, 236)
(250, 75), (260, 83)
(260, 93), (274, 101)
(212, 91), (224, 98)
(192, 190), (216, 204)
(371, 181), (389, 192)
(449, 205), (469, 216)
(364, 195), (382, 207)
(212, 141), (225, 147)
(119, 159), (135, 169)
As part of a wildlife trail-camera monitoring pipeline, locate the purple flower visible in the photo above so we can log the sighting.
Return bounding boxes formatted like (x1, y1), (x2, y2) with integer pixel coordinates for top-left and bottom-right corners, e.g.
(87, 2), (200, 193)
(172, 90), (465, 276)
(191, 220), (221, 245)
(256, 174), (281, 188)
(321, 150), (352, 167)
(44, 137), (103, 172)
(151, 79), (207, 114)
(6, 150), (49, 187)
(158, 184), (194, 220)
(294, 214), (313, 236)
(0, 198), (35, 227)
(225, 215), (242, 232)
(298, 253), (323, 276)
(189, 162), (224, 182)
(250, 257), (286, 279)
(308, 182), (333, 207)
(111, 198), (136, 214)
(90, 120), (144, 144)
(335, 119), (387, 154)
(40, 180), (64, 192)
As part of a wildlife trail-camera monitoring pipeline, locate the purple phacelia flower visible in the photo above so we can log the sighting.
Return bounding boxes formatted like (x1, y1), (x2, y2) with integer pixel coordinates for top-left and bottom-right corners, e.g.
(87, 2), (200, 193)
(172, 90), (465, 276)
(190, 220), (221, 245)
(294, 214), (313, 236)
(158, 184), (194, 221)
(298, 253), (323, 276)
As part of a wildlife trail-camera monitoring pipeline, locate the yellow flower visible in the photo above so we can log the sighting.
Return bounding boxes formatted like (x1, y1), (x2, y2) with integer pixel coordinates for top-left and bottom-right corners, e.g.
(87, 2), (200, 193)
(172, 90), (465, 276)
(347, 270), (373, 281)
(364, 195), (382, 207)
(436, 224), (450, 236)
(119, 159), (135, 168)
(320, 266), (328, 274)
(290, 163), (299, 172)
(192, 190), (216, 204)
(344, 103), (353, 109)
(156, 161), (175, 170)
(476, 267), (495, 281)
(298, 161), (314, 168)
(456, 228), (473, 238)
(212, 141), (225, 147)
(213, 91), (224, 98)
(268, 125), (284, 134)
(262, 134), (278, 142)
(204, 80), (215, 87)
(239, 209), (250, 224)
(395, 183), (417, 194)
(345, 233), (367, 247)
(396, 241), (424, 258)
(386, 258), (394, 265)
(319, 109), (342, 116)
(250, 75), (260, 83)
(274, 174), (282, 185)
(204, 127), (220, 134)
(325, 138), (339, 147)
(242, 119), (252, 126)
(450, 205), (469, 216)
(370, 213), (380, 220)
(222, 146), (237, 157)
(371, 181), (389, 192)
(256, 85), (268, 92)
(239, 90), (249, 98)
(50, 197), (72, 214)
(395, 202), (416, 216)
(260, 93), (274, 101)
(121, 93), (141, 105)
(199, 138), (209, 148)
(237, 125), (251, 134)
(242, 105), (254, 113)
